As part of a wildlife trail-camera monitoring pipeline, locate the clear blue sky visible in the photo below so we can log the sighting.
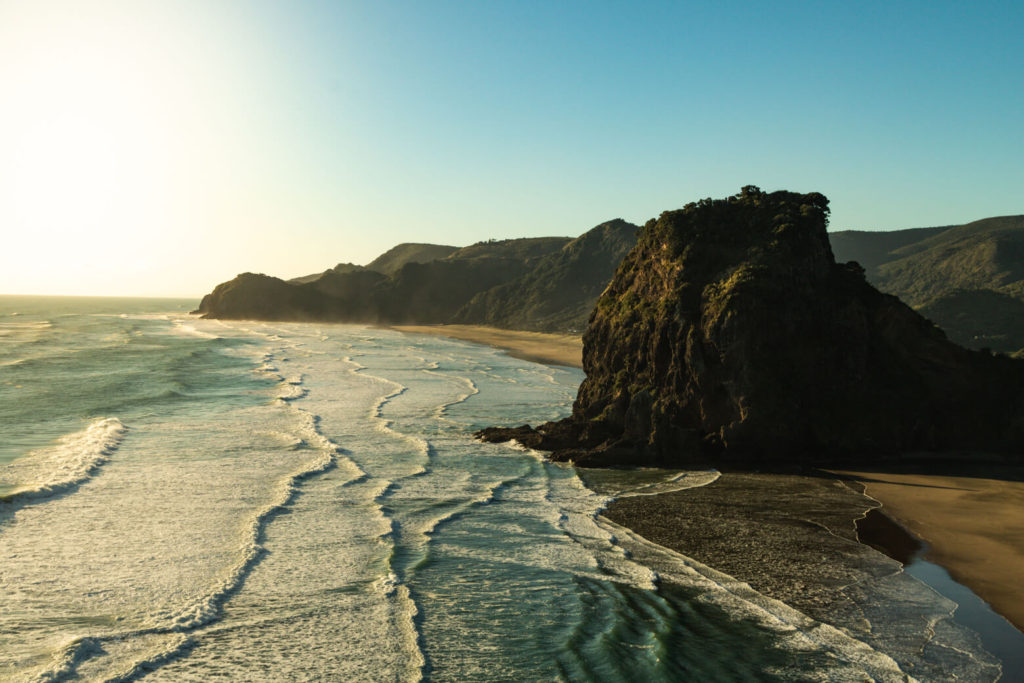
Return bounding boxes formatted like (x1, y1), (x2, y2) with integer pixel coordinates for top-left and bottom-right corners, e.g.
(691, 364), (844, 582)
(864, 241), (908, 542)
(1, 0), (1021, 296)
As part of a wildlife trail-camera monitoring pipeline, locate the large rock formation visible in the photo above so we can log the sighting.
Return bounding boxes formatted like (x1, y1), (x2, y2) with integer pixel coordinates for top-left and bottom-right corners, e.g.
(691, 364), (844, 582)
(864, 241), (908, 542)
(479, 187), (1024, 466)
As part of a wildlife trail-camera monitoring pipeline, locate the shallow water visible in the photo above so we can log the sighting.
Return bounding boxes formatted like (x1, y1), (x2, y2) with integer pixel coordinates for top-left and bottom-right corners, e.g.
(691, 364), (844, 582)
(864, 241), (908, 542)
(0, 297), (1008, 681)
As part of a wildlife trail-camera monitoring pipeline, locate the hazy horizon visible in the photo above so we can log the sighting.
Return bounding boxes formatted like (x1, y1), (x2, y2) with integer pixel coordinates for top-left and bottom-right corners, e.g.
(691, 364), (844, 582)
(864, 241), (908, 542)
(2, 0), (1022, 297)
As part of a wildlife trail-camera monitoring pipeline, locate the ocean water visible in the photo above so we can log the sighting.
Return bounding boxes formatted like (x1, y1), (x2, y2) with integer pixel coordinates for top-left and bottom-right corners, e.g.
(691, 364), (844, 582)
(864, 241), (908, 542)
(0, 296), (1006, 681)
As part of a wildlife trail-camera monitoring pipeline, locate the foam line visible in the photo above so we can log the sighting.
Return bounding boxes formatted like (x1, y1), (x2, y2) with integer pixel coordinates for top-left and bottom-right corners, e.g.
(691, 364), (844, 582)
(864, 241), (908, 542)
(170, 321), (221, 340)
(598, 516), (916, 681)
(1, 417), (127, 509)
(347, 358), (431, 478)
(423, 369), (479, 425)
(26, 369), (354, 681)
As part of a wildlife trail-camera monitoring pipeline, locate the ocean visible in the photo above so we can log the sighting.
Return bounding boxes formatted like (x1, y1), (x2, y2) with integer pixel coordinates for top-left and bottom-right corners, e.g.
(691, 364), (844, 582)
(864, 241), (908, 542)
(0, 296), (1007, 681)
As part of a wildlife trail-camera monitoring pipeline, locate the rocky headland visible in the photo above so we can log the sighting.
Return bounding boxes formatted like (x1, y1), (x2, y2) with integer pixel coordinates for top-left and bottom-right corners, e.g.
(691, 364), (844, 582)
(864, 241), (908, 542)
(194, 226), (638, 332)
(477, 187), (1024, 467)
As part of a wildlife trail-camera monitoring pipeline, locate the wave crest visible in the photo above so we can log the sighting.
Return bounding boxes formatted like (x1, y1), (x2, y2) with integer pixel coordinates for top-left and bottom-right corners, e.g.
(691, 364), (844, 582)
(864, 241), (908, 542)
(1, 417), (127, 506)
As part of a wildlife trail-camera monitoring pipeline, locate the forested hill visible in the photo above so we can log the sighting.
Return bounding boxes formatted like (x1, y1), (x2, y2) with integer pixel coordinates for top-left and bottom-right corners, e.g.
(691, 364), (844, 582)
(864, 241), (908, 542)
(194, 226), (637, 331)
(831, 215), (1024, 352)
(196, 212), (1024, 349)
(452, 220), (639, 332)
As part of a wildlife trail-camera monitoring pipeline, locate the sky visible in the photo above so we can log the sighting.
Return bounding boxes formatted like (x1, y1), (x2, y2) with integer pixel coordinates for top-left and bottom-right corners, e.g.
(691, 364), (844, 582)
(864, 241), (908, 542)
(1, 0), (1022, 297)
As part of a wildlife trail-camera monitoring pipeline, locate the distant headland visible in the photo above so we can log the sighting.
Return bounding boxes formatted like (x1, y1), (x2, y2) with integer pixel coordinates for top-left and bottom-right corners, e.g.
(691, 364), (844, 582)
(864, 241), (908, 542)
(195, 205), (1024, 355)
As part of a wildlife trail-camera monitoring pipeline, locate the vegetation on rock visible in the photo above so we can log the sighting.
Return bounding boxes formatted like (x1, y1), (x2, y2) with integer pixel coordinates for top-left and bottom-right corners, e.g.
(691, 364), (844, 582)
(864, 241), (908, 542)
(479, 188), (1024, 467)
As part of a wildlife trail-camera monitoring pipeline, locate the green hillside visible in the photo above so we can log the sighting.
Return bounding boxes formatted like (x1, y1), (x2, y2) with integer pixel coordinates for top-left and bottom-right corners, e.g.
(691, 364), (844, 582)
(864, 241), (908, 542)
(874, 216), (1024, 305)
(454, 220), (639, 332)
(197, 233), (595, 325)
(918, 289), (1024, 353)
(445, 237), (572, 261)
(828, 226), (949, 277)
(830, 215), (1024, 351)
(365, 243), (460, 275)
(289, 262), (364, 284)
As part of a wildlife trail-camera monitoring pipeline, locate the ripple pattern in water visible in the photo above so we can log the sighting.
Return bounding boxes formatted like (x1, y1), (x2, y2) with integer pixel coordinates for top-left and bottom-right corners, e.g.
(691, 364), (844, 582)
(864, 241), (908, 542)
(0, 299), (1003, 681)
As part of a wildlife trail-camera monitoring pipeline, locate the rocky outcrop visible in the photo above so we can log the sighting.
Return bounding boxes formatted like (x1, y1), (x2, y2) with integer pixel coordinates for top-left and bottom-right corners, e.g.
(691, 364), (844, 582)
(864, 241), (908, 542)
(192, 270), (387, 321)
(193, 273), (335, 320)
(479, 187), (1024, 466)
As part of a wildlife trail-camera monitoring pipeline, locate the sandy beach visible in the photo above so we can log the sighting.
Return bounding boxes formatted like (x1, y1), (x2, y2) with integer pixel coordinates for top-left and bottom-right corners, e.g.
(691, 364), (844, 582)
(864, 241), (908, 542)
(833, 467), (1024, 631)
(391, 324), (583, 369)
(601, 472), (883, 623)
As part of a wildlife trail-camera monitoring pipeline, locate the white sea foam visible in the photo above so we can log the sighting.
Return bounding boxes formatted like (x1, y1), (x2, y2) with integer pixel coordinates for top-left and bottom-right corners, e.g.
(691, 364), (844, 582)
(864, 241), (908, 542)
(2, 319), (999, 681)
(599, 517), (916, 681)
(0, 417), (127, 506)
(427, 371), (479, 425)
(0, 320), (52, 330)
(170, 321), (221, 340)
(19, 351), (349, 681)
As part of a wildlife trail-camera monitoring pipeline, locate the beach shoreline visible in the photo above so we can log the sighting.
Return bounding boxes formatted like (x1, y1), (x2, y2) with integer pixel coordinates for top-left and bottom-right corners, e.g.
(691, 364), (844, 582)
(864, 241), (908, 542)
(389, 324), (583, 369)
(831, 467), (1024, 631)
(601, 472), (881, 624)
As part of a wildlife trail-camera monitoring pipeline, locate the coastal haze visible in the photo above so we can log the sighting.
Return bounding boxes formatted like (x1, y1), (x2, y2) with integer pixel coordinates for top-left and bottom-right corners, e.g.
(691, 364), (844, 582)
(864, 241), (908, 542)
(1, 1), (1023, 297)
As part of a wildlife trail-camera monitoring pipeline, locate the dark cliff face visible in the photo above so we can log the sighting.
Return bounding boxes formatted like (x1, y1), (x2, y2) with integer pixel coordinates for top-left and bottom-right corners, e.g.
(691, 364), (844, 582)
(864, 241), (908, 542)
(481, 187), (1024, 466)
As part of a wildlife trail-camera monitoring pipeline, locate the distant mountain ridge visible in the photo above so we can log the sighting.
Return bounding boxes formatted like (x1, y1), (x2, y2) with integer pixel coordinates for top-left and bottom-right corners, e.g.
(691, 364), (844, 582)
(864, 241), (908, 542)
(197, 211), (1024, 347)
(195, 227), (636, 331)
(366, 243), (460, 275)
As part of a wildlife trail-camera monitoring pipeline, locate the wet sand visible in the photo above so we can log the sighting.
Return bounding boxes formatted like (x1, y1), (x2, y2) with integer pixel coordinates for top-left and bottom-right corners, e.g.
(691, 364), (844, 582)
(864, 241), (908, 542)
(602, 472), (886, 623)
(602, 469), (1023, 679)
(390, 324), (582, 368)
(608, 468), (1024, 633)
(832, 468), (1024, 631)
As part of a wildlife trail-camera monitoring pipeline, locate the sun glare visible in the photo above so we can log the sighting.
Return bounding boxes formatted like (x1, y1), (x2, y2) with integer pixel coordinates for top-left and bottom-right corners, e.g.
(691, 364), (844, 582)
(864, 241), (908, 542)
(0, 2), (223, 295)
